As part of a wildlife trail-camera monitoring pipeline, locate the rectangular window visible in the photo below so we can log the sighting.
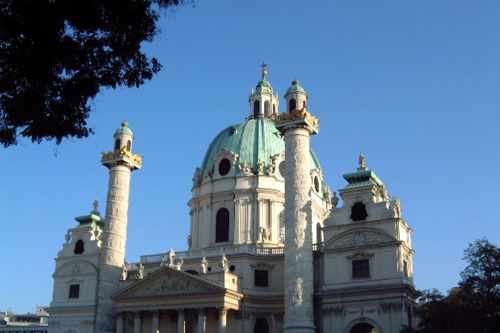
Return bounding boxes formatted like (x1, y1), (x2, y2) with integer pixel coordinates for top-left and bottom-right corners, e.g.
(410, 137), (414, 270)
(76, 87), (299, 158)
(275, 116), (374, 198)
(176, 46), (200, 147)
(69, 284), (80, 298)
(352, 259), (370, 278)
(403, 260), (408, 277)
(254, 269), (269, 287)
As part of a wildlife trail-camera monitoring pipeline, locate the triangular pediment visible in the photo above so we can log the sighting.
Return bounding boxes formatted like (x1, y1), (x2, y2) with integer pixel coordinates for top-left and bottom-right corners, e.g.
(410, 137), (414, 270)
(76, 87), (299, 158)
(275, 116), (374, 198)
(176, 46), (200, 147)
(114, 265), (226, 300)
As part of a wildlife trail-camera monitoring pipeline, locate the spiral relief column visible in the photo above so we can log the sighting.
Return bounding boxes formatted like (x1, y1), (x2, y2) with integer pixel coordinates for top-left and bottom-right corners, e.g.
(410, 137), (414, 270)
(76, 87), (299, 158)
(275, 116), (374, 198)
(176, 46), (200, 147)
(95, 122), (142, 333)
(275, 80), (319, 333)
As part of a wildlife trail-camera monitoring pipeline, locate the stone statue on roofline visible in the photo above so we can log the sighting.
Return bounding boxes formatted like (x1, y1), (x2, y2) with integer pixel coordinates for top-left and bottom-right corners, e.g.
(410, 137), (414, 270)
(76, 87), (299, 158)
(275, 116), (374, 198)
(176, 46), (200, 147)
(201, 256), (208, 274)
(121, 262), (128, 281)
(358, 152), (367, 170)
(137, 263), (144, 279)
(168, 248), (175, 267)
(220, 253), (229, 273)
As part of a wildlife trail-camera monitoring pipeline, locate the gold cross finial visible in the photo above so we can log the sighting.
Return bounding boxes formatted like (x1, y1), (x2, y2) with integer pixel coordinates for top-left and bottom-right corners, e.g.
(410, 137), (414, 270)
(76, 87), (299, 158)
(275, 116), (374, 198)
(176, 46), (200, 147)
(261, 62), (268, 78)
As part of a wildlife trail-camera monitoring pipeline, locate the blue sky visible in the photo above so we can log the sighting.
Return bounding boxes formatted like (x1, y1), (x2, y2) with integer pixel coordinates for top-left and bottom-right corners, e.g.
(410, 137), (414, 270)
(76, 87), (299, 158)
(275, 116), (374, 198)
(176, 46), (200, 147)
(1, 0), (499, 313)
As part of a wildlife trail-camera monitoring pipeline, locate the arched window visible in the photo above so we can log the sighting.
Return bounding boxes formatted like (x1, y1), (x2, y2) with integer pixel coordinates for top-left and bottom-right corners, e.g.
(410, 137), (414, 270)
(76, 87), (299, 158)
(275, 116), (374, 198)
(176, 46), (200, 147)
(349, 322), (379, 333)
(351, 202), (368, 221)
(74, 240), (85, 255)
(215, 208), (230, 242)
(273, 104), (276, 115)
(314, 176), (320, 192)
(289, 98), (296, 112)
(254, 318), (269, 333)
(253, 100), (260, 118)
(126, 140), (131, 151)
(114, 139), (120, 151)
(264, 101), (270, 116)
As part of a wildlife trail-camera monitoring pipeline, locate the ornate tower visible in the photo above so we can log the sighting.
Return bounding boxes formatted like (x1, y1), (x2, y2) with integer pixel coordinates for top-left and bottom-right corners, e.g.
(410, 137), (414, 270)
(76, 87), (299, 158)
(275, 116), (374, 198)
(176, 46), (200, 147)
(95, 122), (142, 333)
(275, 80), (319, 333)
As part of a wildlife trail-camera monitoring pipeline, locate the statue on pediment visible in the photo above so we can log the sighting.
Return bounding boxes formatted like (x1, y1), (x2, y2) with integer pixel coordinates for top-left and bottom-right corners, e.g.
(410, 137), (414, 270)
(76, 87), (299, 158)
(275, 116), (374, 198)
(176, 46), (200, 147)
(168, 248), (176, 267)
(121, 263), (128, 281)
(137, 263), (144, 279)
(201, 257), (208, 274)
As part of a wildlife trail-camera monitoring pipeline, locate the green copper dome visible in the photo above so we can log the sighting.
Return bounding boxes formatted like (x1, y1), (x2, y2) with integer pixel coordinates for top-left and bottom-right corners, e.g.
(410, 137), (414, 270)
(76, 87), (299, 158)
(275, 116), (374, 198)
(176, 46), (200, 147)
(114, 121), (133, 137)
(286, 79), (306, 95)
(255, 78), (273, 94)
(200, 118), (322, 177)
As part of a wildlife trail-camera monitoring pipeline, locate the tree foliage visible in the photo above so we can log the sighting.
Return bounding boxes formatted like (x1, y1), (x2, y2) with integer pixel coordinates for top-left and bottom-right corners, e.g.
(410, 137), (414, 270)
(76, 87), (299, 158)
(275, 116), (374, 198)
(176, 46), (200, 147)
(0, 0), (184, 147)
(403, 239), (500, 333)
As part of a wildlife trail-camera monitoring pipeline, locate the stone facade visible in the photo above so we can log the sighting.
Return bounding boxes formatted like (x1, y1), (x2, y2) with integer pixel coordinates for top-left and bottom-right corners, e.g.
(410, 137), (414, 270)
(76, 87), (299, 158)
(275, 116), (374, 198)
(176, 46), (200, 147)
(49, 71), (418, 333)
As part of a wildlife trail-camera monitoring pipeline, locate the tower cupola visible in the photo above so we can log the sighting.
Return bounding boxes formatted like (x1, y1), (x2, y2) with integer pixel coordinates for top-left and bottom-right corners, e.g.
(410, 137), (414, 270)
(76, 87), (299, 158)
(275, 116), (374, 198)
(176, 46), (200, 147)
(113, 121), (134, 153)
(285, 79), (308, 112)
(249, 63), (280, 119)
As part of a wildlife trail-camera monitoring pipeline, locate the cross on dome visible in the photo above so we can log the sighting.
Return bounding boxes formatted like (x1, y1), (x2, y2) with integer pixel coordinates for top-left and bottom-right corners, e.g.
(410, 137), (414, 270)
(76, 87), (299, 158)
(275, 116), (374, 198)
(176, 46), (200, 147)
(261, 62), (268, 78)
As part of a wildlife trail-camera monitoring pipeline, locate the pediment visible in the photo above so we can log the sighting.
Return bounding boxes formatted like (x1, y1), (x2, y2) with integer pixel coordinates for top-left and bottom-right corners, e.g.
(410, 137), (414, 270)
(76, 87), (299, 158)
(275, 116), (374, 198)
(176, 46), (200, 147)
(114, 266), (226, 300)
(54, 259), (97, 277)
(323, 227), (397, 250)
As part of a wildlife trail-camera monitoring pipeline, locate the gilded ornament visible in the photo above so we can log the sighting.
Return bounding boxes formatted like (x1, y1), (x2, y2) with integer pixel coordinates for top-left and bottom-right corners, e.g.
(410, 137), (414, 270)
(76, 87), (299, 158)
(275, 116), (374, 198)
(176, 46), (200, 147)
(274, 107), (320, 131)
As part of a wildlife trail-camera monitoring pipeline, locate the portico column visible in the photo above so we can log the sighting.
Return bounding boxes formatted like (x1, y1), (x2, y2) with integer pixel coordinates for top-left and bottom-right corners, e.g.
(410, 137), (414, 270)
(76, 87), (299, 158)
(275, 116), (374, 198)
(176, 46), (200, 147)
(151, 311), (159, 333)
(133, 312), (142, 333)
(243, 314), (253, 333)
(197, 309), (206, 333)
(116, 313), (124, 333)
(218, 308), (228, 333)
(177, 310), (185, 333)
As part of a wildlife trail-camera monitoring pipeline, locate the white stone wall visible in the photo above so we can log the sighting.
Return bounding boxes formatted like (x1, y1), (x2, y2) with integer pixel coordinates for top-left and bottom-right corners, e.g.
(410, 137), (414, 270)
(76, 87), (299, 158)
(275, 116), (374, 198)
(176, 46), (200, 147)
(320, 179), (417, 333)
(50, 223), (102, 333)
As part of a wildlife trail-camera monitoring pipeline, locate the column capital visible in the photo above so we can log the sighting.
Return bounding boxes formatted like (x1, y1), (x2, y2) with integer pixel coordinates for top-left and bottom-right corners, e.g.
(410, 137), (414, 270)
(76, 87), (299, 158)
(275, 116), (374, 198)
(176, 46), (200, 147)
(274, 109), (319, 135)
(218, 306), (229, 314)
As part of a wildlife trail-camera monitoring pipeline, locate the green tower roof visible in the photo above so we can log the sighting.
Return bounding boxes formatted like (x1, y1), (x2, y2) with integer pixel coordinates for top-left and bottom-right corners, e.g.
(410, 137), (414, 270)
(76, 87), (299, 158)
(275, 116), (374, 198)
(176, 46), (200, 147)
(114, 121), (133, 137)
(286, 79), (307, 95)
(343, 169), (384, 189)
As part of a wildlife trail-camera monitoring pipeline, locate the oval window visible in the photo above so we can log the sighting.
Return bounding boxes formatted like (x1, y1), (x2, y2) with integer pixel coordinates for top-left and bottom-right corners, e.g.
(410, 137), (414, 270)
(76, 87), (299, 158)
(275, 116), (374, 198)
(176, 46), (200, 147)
(279, 161), (285, 177)
(314, 176), (320, 192)
(218, 158), (231, 176)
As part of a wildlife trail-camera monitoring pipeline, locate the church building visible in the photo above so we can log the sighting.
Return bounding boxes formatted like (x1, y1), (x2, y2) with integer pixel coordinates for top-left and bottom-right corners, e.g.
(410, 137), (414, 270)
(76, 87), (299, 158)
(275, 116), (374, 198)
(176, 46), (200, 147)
(48, 67), (419, 333)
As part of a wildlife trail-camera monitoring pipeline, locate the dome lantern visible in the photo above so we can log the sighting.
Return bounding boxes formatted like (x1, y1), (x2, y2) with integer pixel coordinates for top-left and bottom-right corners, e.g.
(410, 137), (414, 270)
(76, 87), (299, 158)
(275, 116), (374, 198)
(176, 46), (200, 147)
(249, 63), (280, 119)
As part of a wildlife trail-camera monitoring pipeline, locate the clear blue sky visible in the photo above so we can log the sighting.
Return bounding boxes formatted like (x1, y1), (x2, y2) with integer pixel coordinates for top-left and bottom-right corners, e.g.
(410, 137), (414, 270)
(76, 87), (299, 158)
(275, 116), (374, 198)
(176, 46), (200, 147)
(1, 0), (499, 313)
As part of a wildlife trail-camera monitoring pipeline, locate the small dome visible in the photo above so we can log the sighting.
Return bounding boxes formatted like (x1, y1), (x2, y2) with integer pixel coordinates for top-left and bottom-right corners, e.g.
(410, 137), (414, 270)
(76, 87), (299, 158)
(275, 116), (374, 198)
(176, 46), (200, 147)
(255, 78), (273, 94)
(114, 121), (133, 137)
(200, 118), (323, 180)
(286, 79), (306, 95)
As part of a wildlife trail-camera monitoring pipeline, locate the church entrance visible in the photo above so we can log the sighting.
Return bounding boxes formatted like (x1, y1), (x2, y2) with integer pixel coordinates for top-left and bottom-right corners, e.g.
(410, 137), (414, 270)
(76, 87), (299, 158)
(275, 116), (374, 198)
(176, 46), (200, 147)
(349, 322), (379, 333)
